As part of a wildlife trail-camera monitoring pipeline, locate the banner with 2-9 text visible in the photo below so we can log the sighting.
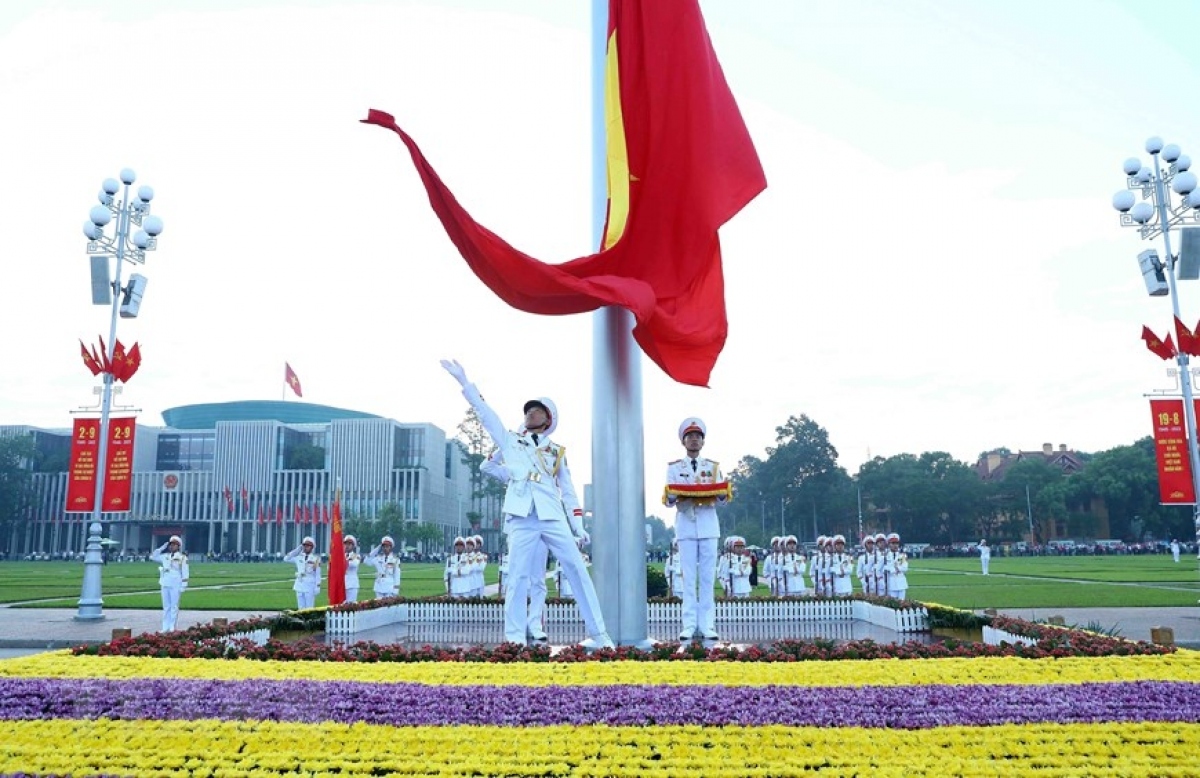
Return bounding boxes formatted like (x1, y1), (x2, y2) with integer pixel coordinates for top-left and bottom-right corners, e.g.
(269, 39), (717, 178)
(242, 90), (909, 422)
(64, 417), (136, 513)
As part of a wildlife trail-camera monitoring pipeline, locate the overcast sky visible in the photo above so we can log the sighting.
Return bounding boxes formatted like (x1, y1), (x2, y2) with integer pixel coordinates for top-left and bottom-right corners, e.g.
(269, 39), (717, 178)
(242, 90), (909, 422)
(2, 0), (1199, 520)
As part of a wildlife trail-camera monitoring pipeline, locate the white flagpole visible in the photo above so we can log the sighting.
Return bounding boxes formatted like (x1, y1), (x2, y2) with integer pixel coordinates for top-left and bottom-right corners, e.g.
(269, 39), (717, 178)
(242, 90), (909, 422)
(590, 0), (649, 648)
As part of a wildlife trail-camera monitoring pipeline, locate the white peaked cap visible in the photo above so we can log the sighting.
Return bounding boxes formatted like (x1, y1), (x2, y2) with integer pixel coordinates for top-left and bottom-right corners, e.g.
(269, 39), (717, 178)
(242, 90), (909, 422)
(381, 535), (394, 545)
(302, 536), (315, 545)
(887, 532), (900, 541)
(833, 534), (846, 543)
(523, 397), (558, 436)
(678, 417), (706, 441)
(168, 535), (182, 544)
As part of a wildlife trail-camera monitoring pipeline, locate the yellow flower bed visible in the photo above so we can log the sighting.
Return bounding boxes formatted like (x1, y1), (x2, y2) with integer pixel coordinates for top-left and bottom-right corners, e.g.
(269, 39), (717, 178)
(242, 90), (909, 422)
(2, 719), (1197, 777)
(3, 649), (1198, 686)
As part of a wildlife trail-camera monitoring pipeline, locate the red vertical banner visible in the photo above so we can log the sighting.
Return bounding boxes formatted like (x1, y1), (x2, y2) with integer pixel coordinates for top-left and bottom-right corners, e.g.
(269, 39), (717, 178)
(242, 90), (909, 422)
(101, 417), (135, 512)
(65, 419), (101, 512)
(1149, 399), (1196, 504)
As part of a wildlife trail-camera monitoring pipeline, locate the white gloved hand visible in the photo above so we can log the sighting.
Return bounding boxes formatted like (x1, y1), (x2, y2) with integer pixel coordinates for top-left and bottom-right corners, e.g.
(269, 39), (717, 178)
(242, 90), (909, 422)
(575, 530), (591, 548)
(440, 359), (468, 386)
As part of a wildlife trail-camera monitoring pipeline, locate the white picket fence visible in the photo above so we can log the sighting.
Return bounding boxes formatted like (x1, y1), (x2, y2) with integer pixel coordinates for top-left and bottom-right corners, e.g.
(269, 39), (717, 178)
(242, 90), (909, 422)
(982, 625), (1038, 647)
(222, 628), (270, 647)
(324, 599), (929, 638)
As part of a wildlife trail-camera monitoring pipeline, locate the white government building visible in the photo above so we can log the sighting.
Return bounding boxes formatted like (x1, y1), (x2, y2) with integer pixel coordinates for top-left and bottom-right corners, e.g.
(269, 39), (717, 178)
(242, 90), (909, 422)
(3, 400), (478, 558)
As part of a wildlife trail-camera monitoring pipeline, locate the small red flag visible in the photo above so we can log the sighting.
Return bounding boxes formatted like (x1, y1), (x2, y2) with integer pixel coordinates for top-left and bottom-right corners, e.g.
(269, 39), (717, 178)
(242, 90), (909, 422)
(97, 335), (113, 373)
(79, 340), (103, 376)
(327, 493), (347, 605)
(294, 505), (301, 524)
(223, 486), (235, 513)
(257, 506), (266, 525)
(276, 506), (283, 525)
(1142, 326), (1178, 361)
(1176, 317), (1200, 357)
(241, 484), (250, 512)
(285, 362), (303, 398)
(125, 343), (142, 381)
(111, 340), (129, 382)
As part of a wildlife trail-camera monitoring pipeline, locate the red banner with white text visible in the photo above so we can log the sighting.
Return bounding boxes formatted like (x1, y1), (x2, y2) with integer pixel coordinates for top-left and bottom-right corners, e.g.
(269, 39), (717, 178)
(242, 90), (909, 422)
(65, 419), (100, 512)
(63, 417), (136, 513)
(1149, 399), (1196, 504)
(102, 417), (136, 512)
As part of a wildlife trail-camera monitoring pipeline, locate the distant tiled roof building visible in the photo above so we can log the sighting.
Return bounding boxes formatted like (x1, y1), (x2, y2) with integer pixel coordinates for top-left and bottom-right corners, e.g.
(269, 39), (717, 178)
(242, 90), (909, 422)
(975, 443), (1085, 481)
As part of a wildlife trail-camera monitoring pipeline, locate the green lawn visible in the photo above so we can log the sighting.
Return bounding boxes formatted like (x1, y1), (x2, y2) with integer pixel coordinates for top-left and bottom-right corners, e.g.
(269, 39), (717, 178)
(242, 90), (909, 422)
(0, 561), (496, 610)
(3, 555), (1197, 610)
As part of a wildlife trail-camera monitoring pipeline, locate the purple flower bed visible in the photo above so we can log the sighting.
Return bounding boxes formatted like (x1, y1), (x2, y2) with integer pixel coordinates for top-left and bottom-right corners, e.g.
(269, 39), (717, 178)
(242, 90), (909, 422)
(4, 678), (1199, 729)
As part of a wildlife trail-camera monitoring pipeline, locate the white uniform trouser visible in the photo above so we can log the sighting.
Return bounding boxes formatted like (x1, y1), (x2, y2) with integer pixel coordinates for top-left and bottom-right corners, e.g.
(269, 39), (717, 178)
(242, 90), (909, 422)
(888, 587), (906, 600)
(296, 589), (315, 610)
(981, 556), (990, 575)
(505, 512), (606, 644)
(678, 537), (717, 635)
(345, 586), (359, 603)
(526, 540), (549, 636)
(160, 585), (182, 632)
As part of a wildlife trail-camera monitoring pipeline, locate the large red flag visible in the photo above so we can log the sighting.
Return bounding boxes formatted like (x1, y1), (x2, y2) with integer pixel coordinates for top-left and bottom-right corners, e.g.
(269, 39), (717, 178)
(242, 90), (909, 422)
(111, 340), (129, 382)
(284, 363), (304, 397)
(327, 493), (347, 605)
(361, 0), (765, 387)
(125, 343), (142, 381)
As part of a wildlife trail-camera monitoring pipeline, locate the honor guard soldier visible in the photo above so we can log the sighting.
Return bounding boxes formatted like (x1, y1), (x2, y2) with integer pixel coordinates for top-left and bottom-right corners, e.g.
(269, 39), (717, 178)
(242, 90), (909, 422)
(442, 359), (613, 649)
(366, 536), (402, 598)
(830, 535), (854, 596)
(886, 532), (909, 600)
(343, 535), (362, 603)
(663, 417), (730, 641)
(554, 555), (575, 600)
(473, 535), (488, 596)
(856, 535), (875, 595)
(446, 537), (470, 598)
(482, 450), (549, 641)
(763, 537), (780, 597)
(872, 533), (889, 596)
(150, 535), (189, 631)
(808, 535), (825, 595)
(782, 535), (807, 597)
(666, 540), (684, 599)
(284, 536), (321, 609)
(979, 539), (991, 575)
(727, 537), (752, 598)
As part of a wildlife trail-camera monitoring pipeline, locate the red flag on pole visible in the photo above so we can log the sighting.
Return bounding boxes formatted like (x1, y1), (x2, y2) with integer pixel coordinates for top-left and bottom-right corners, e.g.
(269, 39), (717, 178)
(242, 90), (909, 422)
(294, 505), (302, 524)
(1176, 317), (1200, 357)
(223, 486), (235, 513)
(97, 335), (113, 374)
(276, 506), (284, 525)
(360, 0), (766, 387)
(111, 340), (129, 382)
(125, 342), (142, 381)
(80, 340), (103, 376)
(1142, 326), (1178, 361)
(284, 363), (304, 397)
(241, 484), (250, 512)
(257, 506), (266, 525)
(327, 491), (347, 605)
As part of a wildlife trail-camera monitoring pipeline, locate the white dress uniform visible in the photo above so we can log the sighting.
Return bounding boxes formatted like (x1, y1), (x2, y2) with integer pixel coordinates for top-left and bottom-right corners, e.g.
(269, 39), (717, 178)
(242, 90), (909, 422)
(761, 541), (778, 597)
(886, 537), (909, 600)
(554, 558), (575, 599)
(727, 545), (752, 598)
(872, 535), (889, 596)
(365, 541), (402, 598)
(482, 452), (549, 640)
(447, 549), (473, 598)
(284, 538), (321, 610)
(979, 540), (991, 575)
(830, 550), (855, 596)
(781, 550), (806, 596)
(855, 543), (875, 595)
(664, 418), (729, 641)
(344, 546), (361, 603)
(150, 537), (189, 632)
(449, 367), (611, 649)
(665, 550), (684, 598)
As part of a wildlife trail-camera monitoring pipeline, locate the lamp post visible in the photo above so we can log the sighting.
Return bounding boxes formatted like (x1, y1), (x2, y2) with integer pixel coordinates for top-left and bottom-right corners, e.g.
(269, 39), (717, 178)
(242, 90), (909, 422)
(1112, 136), (1200, 563)
(77, 168), (164, 621)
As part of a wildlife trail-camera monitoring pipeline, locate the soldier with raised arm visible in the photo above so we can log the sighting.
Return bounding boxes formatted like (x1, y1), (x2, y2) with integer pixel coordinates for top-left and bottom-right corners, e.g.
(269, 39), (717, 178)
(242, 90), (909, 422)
(441, 359), (613, 650)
